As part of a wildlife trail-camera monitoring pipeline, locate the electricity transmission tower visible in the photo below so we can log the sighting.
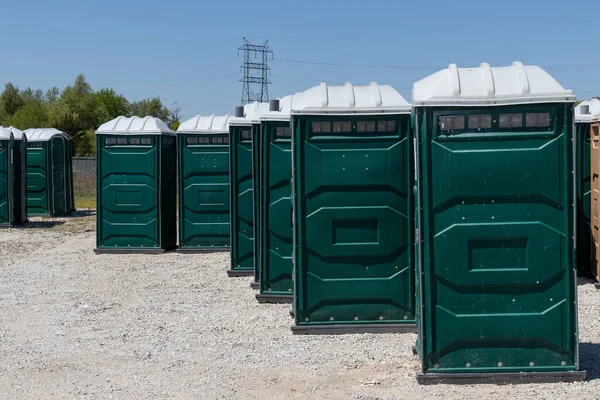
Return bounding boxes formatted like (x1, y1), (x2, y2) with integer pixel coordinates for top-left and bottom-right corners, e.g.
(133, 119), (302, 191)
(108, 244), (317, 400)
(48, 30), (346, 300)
(238, 38), (273, 105)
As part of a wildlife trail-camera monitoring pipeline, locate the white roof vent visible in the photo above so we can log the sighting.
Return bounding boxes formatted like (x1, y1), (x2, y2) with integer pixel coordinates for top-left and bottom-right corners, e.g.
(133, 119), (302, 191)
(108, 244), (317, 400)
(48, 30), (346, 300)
(96, 116), (174, 136)
(291, 82), (411, 115)
(413, 62), (575, 107)
(177, 115), (232, 134)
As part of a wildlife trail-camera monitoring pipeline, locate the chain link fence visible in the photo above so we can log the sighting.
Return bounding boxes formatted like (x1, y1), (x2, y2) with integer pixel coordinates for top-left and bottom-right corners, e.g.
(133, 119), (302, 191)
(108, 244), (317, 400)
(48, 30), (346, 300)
(73, 157), (96, 204)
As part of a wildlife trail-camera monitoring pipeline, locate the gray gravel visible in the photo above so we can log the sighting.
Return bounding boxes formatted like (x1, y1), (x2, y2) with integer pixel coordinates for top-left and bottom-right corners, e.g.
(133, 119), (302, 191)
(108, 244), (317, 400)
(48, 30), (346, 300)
(1, 212), (599, 399)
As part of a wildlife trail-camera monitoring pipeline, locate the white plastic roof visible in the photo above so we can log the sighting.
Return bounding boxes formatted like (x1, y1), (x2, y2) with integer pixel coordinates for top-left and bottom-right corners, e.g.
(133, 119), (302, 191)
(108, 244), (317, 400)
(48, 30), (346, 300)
(177, 114), (232, 134)
(412, 62), (575, 107)
(8, 126), (24, 140)
(25, 128), (69, 142)
(261, 95), (294, 121)
(229, 102), (270, 126)
(0, 127), (12, 140)
(291, 82), (411, 115)
(96, 116), (175, 135)
(575, 99), (600, 123)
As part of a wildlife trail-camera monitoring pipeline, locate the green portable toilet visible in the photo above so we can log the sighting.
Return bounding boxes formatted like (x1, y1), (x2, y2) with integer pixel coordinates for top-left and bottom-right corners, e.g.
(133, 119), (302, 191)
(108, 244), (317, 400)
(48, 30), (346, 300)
(9, 127), (28, 225)
(0, 127), (15, 227)
(412, 62), (584, 384)
(250, 105), (268, 287)
(575, 99), (599, 276)
(64, 136), (75, 212)
(24, 128), (72, 216)
(255, 96), (294, 303)
(177, 114), (232, 252)
(290, 82), (415, 334)
(95, 116), (177, 254)
(228, 102), (269, 277)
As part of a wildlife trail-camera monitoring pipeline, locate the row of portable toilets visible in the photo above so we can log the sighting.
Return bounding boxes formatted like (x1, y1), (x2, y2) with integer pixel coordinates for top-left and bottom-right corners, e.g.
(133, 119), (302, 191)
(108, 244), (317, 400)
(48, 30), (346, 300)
(93, 62), (592, 384)
(0, 127), (75, 226)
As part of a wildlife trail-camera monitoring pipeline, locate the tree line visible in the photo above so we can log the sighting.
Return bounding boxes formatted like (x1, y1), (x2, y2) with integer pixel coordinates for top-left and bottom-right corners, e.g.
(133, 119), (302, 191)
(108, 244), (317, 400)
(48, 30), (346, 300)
(0, 74), (181, 156)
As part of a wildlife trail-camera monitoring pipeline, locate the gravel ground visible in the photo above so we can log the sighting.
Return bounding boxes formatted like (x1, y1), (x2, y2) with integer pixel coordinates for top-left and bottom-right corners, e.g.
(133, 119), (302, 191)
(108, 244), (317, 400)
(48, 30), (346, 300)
(1, 211), (599, 399)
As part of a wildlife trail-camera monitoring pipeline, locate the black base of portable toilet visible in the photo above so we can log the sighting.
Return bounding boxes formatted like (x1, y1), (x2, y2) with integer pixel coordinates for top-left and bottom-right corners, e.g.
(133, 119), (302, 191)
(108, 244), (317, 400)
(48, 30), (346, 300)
(176, 247), (228, 254)
(416, 371), (586, 385)
(226, 269), (254, 277)
(250, 282), (259, 289)
(94, 248), (173, 255)
(255, 293), (293, 304)
(291, 323), (417, 335)
(595, 282), (600, 289)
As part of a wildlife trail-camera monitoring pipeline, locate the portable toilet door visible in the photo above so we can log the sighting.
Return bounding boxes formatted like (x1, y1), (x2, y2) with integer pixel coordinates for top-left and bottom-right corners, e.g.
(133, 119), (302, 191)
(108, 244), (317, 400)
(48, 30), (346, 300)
(251, 102), (270, 287)
(0, 127), (15, 227)
(95, 116), (177, 254)
(227, 102), (269, 277)
(575, 100), (600, 278)
(586, 101), (600, 285)
(9, 127), (28, 224)
(255, 96), (294, 303)
(64, 136), (75, 212)
(412, 62), (584, 384)
(290, 82), (415, 335)
(177, 114), (232, 252)
(24, 128), (70, 217)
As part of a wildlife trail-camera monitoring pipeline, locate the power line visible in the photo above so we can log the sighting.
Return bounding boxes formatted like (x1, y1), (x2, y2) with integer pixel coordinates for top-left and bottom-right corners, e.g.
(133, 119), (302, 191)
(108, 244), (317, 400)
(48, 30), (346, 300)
(273, 59), (439, 70)
(273, 19), (598, 42)
(274, 58), (600, 73)
(159, 71), (241, 102)
(123, 57), (237, 96)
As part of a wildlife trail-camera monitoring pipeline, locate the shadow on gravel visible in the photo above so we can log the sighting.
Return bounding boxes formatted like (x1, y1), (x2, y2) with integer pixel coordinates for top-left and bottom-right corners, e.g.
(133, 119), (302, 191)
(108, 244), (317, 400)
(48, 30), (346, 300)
(577, 277), (596, 286)
(20, 220), (66, 229)
(580, 342), (600, 381)
(62, 209), (96, 218)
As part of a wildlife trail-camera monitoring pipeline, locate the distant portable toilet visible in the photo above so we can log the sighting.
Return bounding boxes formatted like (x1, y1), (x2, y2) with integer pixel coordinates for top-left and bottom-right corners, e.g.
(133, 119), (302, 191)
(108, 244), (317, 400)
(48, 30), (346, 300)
(228, 102), (269, 277)
(584, 100), (600, 285)
(24, 128), (72, 216)
(255, 96), (294, 303)
(64, 135), (75, 212)
(9, 127), (28, 225)
(0, 127), (15, 227)
(290, 82), (415, 334)
(412, 62), (584, 384)
(177, 115), (232, 252)
(575, 100), (600, 278)
(95, 116), (177, 253)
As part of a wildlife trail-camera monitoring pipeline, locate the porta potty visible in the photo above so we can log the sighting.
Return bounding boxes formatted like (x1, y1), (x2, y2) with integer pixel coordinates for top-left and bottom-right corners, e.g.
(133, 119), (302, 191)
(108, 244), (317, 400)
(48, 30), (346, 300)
(587, 100), (600, 286)
(228, 102), (269, 277)
(290, 82), (415, 334)
(575, 100), (599, 278)
(95, 116), (177, 253)
(412, 62), (584, 384)
(0, 127), (15, 227)
(251, 104), (270, 288)
(177, 115), (231, 252)
(255, 96), (294, 303)
(24, 128), (72, 216)
(9, 127), (28, 225)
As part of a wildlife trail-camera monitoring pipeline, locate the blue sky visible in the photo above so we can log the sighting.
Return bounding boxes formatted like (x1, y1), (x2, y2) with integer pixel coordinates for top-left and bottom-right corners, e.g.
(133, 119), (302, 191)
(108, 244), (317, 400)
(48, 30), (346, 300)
(1, 0), (599, 120)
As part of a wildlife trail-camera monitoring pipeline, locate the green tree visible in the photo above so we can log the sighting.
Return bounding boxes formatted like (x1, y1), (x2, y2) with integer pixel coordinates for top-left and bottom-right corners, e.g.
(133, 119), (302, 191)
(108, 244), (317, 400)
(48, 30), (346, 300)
(166, 102), (181, 131)
(97, 88), (129, 119)
(0, 82), (25, 118)
(128, 97), (169, 121)
(11, 102), (50, 129)
(45, 87), (60, 104)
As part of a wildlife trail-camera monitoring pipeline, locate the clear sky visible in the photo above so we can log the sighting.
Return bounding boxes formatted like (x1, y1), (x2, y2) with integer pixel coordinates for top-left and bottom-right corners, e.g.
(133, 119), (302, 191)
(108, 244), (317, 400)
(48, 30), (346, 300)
(1, 0), (599, 120)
